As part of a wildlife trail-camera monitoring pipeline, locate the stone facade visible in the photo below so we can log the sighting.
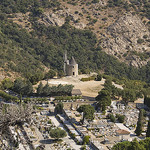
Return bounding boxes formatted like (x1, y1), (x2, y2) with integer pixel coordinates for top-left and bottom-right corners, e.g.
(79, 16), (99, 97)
(64, 52), (78, 76)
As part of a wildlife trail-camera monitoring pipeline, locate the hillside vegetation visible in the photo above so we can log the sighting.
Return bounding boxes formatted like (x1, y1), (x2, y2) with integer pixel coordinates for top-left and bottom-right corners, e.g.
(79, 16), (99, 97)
(0, 0), (150, 83)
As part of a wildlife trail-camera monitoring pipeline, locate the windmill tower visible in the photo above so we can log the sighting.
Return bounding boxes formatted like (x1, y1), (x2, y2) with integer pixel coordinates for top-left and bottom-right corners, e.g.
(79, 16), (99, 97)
(63, 51), (78, 76)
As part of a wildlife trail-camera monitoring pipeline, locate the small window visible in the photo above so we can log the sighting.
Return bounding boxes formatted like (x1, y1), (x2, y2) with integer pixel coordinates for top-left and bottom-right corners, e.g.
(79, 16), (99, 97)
(73, 72), (75, 75)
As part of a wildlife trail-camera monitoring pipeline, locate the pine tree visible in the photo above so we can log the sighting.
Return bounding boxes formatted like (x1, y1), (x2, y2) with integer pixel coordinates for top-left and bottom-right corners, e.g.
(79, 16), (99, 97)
(146, 120), (150, 137)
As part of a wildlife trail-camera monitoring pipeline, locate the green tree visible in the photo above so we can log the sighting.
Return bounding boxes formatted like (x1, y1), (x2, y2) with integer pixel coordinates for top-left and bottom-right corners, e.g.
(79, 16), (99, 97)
(140, 138), (150, 149)
(128, 139), (145, 150)
(146, 120), (150, 137)
(50, 128), (67, 140)
(95, 89), (111, 111)
(77, 105), (95, 123)
(0, 91), (18, 102)
(92, 0), (99, 3)
(112, 138), (150, 150)
(122, 89), (136, 104)
(45, 69), (56, 80)
(96, 74), (102, 81)
(13, 78), (25, 95)
(83, 135), (90, 145)
(34, 7), (44, 16)
(37, 82), (43, 96)
(42, 83), (50, 96)
(108, 114), (116, 122)
(13, 78), (33, 96)
(57, 70), (65, 78)
(1, 78), (14, 90)
(135, 120), (142, 136)
(116, 114), (125, 123)
(112, 141), (131, 150)
(29, 72), (44, 85)
(135, 109), (144, 136)
(104, 78), (112, 88)
(144, 96), (150, 108)
(54, 102), (64, 114)
(81, 145), (86, 150)
(23, 81), (33, 96)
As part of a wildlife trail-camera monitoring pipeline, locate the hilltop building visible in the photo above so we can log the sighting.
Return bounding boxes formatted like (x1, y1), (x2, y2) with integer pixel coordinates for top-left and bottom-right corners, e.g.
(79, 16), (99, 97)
(64, 51), (78, 76)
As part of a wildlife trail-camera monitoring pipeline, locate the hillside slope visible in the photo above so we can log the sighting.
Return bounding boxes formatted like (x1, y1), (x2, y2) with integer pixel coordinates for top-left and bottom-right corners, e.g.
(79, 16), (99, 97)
(35, 0), (150, 67)
(0, 0), (150, 82)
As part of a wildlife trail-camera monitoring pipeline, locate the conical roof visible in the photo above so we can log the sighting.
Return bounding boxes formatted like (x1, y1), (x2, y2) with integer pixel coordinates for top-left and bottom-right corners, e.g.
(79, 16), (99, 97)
(70, 56), (77, 65)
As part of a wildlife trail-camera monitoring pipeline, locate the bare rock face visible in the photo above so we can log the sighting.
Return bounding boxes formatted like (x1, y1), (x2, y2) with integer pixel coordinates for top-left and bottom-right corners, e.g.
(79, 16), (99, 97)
(42, 12), (65, 26)
(126, 55), (149, 68)
(74, 22), (86, 29)
(102, 13), (150, 67)
(40, 9), (86, 29)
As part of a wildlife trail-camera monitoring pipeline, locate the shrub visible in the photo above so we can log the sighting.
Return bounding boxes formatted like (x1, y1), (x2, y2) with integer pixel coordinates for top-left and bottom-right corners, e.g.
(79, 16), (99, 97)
(50, 128), (67, 139)
(48, 120), (52, 124)
(137, 38), (144, 44)
(102, 17), (107, 21)
(83, 135), (90, 144)
(96, 74), (102, 81)
(0, 90), (18, 102)
(92, 0), (99, 3)
(81, 76), (95, 82)
(143, 35), (148, 39)
(108, 114), (116, 122)
(116, 114), (125, 123)
(75, 11), (78, 14)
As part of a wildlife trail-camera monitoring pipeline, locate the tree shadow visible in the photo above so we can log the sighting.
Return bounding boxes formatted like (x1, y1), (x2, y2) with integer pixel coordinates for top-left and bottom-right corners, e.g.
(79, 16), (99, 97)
(39, 139), (62, 144)
(39, 139), (53, 144)
(82, 96), (95, 101)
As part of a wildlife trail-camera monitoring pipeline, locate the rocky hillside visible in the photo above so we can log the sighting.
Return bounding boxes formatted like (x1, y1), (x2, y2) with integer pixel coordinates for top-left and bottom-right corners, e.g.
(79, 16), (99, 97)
(8, 0), (150, 67)
(102, 13), (150, 67)
(34, 0), (149, 67)
(0, 0), (150, 82)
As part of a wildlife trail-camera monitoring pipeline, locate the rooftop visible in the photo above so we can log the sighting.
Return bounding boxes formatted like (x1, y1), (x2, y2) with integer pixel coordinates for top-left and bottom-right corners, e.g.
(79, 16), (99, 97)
(116, 129), (130, 135)
(71, 89), (82, 96)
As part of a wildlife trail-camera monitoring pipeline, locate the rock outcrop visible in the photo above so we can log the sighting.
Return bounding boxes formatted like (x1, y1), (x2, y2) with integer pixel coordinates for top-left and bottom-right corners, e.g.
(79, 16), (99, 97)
(102, 13), (150, 67)
(40, 8), (150, 67)
(40, 9), (86, 29)
(42, 11), (66, 26)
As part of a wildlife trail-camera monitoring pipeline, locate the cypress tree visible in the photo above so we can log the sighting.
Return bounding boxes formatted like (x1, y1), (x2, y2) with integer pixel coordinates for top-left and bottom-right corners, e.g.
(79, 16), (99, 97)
(135, 109), (144, 136)
(135, 120), (142, 136)
(37, 82), (43, 96)
(146, 120), (150, 137)
(54, 102), (64, 114)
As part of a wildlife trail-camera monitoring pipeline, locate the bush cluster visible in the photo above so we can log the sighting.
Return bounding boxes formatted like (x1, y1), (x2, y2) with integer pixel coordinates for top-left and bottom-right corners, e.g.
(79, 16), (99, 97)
(80, 76), (95, 82)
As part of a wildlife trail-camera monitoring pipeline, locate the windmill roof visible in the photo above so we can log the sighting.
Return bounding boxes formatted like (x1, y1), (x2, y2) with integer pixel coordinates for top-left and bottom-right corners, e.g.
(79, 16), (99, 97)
(70, 56), (77, 65)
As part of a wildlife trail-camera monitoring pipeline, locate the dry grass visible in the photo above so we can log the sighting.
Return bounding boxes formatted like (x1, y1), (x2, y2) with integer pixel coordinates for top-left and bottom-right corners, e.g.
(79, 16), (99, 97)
(36, 74), (105, 98)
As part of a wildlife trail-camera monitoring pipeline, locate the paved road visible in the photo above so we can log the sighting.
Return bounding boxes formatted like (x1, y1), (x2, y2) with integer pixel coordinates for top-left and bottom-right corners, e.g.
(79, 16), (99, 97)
(49, 116), (81, 150)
